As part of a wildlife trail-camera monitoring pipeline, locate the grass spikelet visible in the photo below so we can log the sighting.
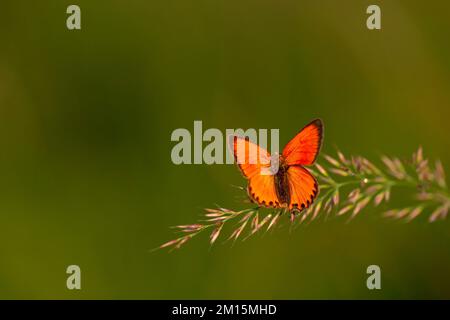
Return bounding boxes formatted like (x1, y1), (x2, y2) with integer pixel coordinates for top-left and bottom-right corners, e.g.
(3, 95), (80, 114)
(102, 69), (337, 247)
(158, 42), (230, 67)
(330, 168), (350, 177)
(315, 163), (329, 177)
(394, 208), (411, 219)
(348, 188), (361, 203)
(337, 150), (350, 166)
(429, 205), (449, 222)
(337, 204), (353, 216)
(210, 223), (223, 244)
(267, 211), (282, 231)
(352, 197), (371, 217)
(311, 201), (322, 221)
(406, 206), (424, 222)
(324, 155), (341, 167)
(435, 160), (446, 188)
(373, 192), (385, 207)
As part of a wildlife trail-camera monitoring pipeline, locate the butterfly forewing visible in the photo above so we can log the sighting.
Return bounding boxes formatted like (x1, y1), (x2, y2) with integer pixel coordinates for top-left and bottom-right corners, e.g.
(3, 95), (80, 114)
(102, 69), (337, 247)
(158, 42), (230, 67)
(233, 136), (272, 178)
(282, 119), (323, 166)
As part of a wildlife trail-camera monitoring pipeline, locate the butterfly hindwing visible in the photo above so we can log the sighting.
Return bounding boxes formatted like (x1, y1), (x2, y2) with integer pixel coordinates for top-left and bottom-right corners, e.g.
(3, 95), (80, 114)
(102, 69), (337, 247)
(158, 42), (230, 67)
(282, 119), (323, 166)
(286, 165), (319, 212)
(248, 174), (281, 208)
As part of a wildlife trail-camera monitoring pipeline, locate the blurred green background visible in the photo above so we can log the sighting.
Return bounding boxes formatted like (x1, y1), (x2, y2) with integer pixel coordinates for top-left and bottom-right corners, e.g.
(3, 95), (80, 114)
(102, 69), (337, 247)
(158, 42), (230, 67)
(0, 0), (449, 299)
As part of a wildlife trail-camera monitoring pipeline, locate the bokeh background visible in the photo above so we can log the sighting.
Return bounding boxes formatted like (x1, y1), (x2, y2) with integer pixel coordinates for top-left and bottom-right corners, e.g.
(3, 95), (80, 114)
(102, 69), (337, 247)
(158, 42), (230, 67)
(0, 0), (449, 299)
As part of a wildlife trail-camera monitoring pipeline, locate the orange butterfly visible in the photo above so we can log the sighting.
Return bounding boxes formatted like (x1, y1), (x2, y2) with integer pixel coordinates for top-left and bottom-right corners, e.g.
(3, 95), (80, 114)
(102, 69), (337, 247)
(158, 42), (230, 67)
(233, 119), (323, 213)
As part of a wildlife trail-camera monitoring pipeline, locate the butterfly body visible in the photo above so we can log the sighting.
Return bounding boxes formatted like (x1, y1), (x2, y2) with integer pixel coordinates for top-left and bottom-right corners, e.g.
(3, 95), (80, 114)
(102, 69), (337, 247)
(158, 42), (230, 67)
(273, 157), (291, 205)
(234, 119), (323, 214)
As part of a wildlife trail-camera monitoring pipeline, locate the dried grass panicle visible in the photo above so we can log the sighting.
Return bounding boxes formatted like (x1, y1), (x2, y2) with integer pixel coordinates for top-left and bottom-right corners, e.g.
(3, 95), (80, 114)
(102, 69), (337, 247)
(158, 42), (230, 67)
(157, 147), (449, 251)
(310, 147), (449, 223)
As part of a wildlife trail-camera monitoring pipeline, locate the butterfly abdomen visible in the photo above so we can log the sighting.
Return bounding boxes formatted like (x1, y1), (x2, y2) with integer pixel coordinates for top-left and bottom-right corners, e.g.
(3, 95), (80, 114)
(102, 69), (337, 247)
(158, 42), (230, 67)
(274, 164), (290, 206)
